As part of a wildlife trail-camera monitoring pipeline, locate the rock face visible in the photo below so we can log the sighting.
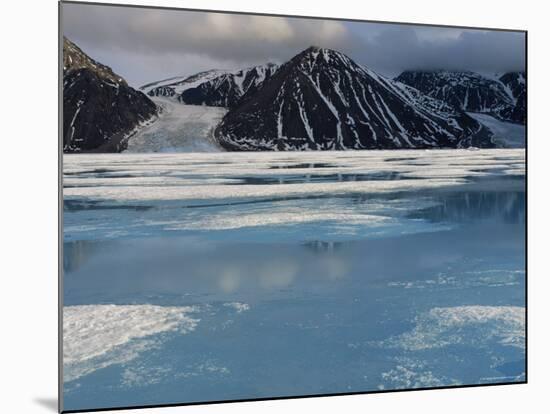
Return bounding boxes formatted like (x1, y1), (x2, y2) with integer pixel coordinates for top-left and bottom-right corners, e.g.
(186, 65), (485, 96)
(178, 64), (278, 108)
(499, 72), (526, 124)
(146, 85), (176, 98)
(63, 37), (125, 85)
(140, 65), (278, 108)
(395, 70), (525, 124)
(215, 47), (493, 151)
(63, 37), (157, 153)
(140, 70), (227, 99)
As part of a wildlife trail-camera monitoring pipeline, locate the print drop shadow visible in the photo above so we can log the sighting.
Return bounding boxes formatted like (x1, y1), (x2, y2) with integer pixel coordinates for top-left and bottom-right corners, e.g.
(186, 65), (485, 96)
(34, 397), (57, 412)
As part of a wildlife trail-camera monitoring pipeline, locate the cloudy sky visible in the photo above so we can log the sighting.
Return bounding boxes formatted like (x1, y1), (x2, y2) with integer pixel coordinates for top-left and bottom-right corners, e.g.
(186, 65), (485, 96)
(62, 2), (526, 88)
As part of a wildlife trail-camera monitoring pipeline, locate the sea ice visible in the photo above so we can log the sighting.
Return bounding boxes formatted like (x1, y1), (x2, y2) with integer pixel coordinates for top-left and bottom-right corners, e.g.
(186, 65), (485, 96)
(63, 304), (199, 382)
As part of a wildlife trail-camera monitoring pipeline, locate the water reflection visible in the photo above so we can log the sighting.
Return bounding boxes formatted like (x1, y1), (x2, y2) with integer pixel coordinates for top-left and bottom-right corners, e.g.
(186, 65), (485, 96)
(64, 199), (153, 212)
(269, 163), (335, 169)
(302, 240), (344, 253)
(64, 228), (524, 309)
(229, 171), (405, 185)
(63, 177), (525, 291)
(63, 240), (101, 274)
(409, 191), (525, 224)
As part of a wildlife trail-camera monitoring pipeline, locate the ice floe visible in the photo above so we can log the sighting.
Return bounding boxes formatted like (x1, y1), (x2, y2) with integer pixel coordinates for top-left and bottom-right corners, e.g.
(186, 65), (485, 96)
(387, 270), (524, 290)
(378, 357), (460, 390)
(63, 149), (524, 202)
(223, 302), (250, 313)
(63, 304), (198, 382)
(382, 305), (525, 351)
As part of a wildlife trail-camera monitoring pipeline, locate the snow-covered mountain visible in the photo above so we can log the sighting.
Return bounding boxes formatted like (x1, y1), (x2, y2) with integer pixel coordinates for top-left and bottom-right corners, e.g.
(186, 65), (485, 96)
(140, 64), (278, 108)
(63, 37), (158, 153)
(215, 46), (493, 151)
(395, 70), (524, 124)
(179, 63), (278, 108)
(140, 70), (227, 98)
(499, 72), (526, 124)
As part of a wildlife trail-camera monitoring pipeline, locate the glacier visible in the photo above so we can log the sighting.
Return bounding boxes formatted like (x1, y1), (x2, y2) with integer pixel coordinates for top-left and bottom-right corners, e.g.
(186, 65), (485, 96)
(125, 97), (226, 153)
(468, 112), (525, 148)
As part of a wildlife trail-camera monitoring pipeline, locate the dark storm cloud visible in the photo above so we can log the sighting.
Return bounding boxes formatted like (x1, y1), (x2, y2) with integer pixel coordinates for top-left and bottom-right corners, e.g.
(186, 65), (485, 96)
(355, 25), (525, 77)
(62, 2), (525, 87)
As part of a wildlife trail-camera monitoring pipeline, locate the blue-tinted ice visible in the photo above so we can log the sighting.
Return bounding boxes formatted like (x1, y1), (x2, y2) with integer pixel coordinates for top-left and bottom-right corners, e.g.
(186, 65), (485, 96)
(62, 150), (525, 410)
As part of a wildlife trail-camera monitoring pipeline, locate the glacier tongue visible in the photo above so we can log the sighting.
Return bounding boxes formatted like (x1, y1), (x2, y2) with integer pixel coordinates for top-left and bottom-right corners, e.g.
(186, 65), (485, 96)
(125, 97), (227, 153)
(467, 113), (525, 148)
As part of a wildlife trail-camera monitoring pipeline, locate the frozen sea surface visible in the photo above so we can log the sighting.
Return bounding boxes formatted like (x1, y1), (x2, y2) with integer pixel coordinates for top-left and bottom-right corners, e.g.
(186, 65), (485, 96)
(63, 149), (525, 411)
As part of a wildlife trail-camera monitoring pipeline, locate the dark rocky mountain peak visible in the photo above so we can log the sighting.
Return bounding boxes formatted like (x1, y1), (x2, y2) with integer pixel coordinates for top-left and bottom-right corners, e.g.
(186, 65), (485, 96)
(63, 37), (157, 153)
(63, 37), (126, 86)
(215, 47), (493, 151)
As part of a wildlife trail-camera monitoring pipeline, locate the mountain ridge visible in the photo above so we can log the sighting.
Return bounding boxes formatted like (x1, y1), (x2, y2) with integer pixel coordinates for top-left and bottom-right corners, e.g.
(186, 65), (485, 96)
(140, 64), (279, 108)
(214, 46), (494, 151)
(178, 63), (278, 108)
(395, 70), (524, 125)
